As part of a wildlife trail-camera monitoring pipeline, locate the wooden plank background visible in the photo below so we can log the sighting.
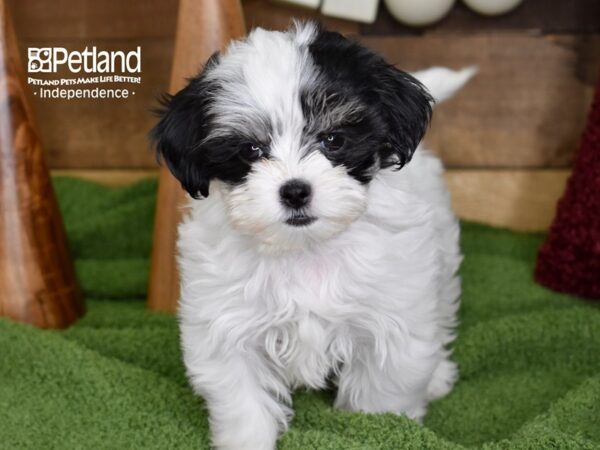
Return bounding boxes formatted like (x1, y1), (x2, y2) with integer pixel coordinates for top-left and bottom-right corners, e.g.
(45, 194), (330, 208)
(366, 34), (598, 168)
(10, 0), (600, 170)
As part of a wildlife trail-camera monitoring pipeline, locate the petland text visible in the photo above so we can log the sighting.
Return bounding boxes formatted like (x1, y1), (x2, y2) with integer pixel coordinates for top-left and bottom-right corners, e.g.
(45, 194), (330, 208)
(28, 47), (141, 74)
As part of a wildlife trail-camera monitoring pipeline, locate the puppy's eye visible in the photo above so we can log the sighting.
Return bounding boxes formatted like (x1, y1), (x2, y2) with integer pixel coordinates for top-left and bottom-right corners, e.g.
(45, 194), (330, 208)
(239, 143), (265, 163)
(320, 133), (345, 152)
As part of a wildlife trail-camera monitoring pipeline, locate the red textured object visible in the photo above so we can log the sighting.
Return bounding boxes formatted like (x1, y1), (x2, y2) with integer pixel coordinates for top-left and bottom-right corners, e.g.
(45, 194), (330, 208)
(535, 77), (600, 299)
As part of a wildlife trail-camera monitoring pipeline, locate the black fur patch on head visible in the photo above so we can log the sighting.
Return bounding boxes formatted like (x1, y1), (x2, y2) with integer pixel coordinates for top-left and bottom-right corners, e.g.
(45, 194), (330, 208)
(150, 53), (265, 199)
(300, 90), (386, 184)
(151, 26), (432, 197)
(306, 28), (433, 180)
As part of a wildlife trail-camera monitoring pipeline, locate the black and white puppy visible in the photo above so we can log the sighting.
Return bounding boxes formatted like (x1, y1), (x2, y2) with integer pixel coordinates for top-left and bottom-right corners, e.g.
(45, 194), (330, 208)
(152, 22), (473, 450)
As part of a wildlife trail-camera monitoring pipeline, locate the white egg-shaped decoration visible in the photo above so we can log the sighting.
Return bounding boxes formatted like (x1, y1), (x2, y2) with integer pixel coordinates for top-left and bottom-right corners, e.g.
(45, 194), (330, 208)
(462, 0), (523, 16)
(384, 0), (456, 26)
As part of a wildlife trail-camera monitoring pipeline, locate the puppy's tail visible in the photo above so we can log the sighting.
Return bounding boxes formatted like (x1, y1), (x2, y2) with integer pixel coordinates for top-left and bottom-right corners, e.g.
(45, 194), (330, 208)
(412, 66), (477, 105)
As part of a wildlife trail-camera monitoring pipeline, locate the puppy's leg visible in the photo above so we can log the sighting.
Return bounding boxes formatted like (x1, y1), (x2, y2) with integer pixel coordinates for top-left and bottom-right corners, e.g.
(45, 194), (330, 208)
(334, 337), (440, 422)
(426, 356), (458, 401)
(182, 329), (290, 450)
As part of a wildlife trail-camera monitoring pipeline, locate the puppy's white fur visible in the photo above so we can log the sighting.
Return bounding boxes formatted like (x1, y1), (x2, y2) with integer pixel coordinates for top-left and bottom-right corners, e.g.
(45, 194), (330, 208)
(175, 25), (473, 450)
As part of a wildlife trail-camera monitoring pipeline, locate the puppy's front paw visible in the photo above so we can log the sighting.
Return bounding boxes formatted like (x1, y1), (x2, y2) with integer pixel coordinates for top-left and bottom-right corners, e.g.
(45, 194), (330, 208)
(212, 430), (277, 450)
(210, 410), (280, 450)
(426, 358), (458, 401)
(213, 431), (277, 450)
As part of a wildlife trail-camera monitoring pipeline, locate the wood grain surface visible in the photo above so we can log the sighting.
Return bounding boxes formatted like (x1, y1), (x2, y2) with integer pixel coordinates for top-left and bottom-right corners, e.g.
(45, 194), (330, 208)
(9, 0), (178, 39)
(243, 0), (359, 34)
(364, 33), (599, 168)
(445, 169), (569, 231)
(0, 0), (84, 328)
(7, 0), (599, 171)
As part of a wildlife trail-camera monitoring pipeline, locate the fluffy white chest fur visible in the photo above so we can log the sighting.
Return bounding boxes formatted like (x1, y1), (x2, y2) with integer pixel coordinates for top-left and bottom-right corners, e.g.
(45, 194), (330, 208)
(178, 148), (462, 449)
(151, 22), (473, 450)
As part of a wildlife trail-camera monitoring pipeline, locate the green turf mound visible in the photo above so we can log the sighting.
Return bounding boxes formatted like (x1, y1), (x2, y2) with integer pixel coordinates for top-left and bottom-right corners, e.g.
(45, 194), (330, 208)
(1, 177), (598, 449)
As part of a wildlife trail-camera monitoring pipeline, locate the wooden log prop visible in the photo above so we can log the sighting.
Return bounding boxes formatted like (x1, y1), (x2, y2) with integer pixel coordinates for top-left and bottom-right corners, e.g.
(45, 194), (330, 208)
(147, 0), (246, 312)
(0, 0), (83, 328)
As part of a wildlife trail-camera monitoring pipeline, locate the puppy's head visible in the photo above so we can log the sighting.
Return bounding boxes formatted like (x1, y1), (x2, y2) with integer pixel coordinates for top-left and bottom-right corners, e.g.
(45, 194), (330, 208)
(151, 23), (432, 251)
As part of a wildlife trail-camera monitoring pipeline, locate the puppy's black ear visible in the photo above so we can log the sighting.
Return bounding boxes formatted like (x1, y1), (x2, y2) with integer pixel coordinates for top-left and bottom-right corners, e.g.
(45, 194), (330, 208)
(150, 53), (219, 198)
(374, 64), (433, 169)
(308, 30), (432, 171)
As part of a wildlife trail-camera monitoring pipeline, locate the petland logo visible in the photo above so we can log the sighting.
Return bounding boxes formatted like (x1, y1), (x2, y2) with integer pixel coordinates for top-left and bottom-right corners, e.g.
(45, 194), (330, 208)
(27, 47), (142, 100)
(28, 47), (141, 74)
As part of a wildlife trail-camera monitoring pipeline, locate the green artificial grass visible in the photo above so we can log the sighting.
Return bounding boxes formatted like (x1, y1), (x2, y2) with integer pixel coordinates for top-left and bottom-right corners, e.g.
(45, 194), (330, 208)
(1, 177), (599, 449)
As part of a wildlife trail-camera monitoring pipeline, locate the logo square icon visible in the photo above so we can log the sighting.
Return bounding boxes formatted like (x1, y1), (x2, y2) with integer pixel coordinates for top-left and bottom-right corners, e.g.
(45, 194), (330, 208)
(28, 48), (52, 73)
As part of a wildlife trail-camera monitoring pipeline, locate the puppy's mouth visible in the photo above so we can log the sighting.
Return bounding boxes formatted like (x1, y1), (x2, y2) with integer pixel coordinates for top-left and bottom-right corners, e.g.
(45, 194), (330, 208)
(285, 215), (317, 227)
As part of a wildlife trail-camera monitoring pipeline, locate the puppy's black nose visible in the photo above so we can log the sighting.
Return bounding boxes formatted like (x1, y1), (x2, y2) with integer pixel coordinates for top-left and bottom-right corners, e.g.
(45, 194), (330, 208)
(280, 179), (312, 209)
